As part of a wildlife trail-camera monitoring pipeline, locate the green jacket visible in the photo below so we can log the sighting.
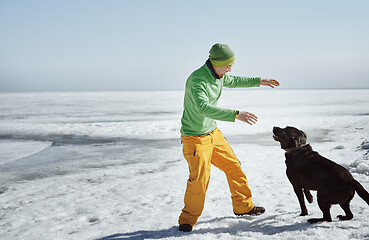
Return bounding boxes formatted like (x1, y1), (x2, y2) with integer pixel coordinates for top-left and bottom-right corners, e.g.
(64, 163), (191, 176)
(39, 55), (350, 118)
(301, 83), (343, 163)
(180, 60), (261, 136)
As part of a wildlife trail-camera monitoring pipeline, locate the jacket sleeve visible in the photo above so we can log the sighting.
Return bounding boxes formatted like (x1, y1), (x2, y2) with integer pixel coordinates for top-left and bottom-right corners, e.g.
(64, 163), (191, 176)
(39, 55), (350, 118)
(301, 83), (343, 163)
(191, 79), (237, 122)
(223, 75), (261, 88)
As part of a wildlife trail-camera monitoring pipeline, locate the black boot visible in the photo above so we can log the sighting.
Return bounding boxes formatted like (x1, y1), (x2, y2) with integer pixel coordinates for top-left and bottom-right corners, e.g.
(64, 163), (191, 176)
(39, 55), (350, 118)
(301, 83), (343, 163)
(235, 206), (266, 216)
(178, 224), (192, 232)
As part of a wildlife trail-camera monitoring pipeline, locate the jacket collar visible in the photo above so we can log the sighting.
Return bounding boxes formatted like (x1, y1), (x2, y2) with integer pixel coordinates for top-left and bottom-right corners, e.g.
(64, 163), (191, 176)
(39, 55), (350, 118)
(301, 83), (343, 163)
(205, 59), (220, 79)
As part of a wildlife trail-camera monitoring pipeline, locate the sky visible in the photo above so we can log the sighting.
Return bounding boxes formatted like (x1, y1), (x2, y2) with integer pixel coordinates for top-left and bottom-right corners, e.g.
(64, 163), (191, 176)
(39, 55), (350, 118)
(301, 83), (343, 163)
(0, 0), (368, 92)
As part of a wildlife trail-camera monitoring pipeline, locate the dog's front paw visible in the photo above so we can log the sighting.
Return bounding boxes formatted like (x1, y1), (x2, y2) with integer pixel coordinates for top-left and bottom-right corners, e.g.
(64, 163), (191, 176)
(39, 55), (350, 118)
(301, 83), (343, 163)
(308, 217), (332, 224)
(304, 190), (313, 203)
(300, 210), (308, 216)
(308, 218), (319, 224)
(306, 194), (313, 204)
(337, 214), (353, 221)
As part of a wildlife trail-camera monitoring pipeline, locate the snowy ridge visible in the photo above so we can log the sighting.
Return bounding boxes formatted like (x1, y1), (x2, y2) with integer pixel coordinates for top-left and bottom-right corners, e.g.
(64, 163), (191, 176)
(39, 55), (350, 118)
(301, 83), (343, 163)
(349, 140), (369, 175)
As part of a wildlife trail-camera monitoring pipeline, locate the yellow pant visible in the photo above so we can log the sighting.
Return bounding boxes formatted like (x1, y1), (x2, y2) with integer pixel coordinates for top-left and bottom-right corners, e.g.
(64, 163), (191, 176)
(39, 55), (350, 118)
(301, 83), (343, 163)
(178, 128), (254, 226)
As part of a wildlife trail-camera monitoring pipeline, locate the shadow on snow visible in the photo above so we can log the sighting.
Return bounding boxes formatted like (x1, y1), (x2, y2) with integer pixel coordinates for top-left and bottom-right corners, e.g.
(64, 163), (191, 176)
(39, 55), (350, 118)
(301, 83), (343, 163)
(96, 214), (310, 240)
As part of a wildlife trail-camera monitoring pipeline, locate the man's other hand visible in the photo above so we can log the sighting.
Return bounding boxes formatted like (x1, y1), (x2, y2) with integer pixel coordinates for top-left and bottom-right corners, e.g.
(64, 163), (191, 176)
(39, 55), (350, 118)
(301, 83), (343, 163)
(236, 111), (258, 125)
(260, 79), (280, 88)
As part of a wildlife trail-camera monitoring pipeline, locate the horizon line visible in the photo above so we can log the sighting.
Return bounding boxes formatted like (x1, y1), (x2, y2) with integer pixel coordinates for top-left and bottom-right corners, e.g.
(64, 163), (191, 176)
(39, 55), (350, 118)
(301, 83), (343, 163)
(1, 87), (369, 94)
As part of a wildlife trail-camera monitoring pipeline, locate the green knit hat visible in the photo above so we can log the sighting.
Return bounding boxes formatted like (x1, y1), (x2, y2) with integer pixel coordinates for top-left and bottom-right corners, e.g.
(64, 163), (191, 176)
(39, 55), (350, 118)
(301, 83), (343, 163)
(209, 43), (235, 67)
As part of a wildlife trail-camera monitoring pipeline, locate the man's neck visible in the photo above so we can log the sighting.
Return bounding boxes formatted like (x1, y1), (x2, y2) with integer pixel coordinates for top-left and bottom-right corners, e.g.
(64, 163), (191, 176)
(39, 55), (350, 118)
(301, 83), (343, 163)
(206, 59), (220, 79)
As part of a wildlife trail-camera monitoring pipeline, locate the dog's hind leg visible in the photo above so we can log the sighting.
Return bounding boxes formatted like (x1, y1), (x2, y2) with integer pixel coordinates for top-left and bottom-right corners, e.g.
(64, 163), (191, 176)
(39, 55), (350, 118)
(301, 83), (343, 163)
(308, 191), (332, 224)
(338, 201), (353, 221)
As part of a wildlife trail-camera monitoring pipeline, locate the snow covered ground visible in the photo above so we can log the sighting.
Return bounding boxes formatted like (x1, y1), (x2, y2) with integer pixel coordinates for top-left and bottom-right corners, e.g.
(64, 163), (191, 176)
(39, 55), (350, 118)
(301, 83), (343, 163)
(0, 89), (369, 240)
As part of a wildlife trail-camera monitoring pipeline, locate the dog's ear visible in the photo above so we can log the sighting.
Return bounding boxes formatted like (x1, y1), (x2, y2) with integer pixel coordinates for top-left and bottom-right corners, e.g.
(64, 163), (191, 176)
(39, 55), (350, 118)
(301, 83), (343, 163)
(297, 130), (307, 147)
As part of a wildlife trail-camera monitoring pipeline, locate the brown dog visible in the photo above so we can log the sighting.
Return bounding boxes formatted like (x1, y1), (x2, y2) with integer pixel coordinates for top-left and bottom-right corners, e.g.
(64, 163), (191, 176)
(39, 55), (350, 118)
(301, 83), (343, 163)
(273, 126), (369, 223)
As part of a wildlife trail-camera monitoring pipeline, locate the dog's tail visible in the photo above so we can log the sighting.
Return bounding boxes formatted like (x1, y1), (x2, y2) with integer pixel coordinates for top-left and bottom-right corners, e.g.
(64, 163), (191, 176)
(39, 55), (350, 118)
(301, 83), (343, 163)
(353, 179), (369, 205)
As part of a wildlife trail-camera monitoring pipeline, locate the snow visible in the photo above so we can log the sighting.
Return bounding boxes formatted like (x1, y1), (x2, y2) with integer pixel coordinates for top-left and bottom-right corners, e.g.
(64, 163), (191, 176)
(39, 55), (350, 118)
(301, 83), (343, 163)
(0, 89), (369, 240)
(0, 140), (52, 165)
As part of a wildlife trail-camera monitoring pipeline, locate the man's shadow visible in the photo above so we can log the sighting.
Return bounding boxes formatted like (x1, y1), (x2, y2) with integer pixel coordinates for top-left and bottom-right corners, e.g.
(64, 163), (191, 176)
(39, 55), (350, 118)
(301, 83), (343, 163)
(96, 226), (180, 240)
(96, 214), (310, 240)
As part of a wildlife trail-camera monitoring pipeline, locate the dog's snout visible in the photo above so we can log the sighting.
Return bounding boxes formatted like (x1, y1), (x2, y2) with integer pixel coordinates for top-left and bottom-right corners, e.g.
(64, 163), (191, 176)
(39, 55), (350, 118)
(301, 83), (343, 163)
(273, 126), (281, 133)
(273, 127), (282, 141)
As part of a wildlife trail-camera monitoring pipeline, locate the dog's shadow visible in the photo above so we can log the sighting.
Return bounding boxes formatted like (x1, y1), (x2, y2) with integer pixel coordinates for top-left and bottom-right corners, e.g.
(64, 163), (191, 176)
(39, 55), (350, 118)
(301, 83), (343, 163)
(96, 213), (310, 240)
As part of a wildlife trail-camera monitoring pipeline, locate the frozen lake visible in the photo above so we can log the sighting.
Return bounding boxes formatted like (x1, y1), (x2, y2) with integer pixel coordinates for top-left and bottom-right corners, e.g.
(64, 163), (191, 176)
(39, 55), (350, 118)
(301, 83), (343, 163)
(0, 89), (369, 239)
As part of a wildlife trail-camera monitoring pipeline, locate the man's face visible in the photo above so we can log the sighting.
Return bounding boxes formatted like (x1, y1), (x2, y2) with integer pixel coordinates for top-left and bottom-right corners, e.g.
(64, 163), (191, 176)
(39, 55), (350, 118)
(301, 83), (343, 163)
(215, 64), (232, 78)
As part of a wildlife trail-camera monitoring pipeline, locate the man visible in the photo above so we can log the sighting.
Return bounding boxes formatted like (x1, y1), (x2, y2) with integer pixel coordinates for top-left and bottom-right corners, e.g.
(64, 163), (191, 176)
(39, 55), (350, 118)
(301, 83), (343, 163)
(178, 43), (280, 232)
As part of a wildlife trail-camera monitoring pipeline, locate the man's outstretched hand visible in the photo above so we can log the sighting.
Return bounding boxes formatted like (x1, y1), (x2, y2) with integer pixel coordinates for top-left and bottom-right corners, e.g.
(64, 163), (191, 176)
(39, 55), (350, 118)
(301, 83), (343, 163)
(260, 79), (280, 88)
(236, 111), (258, 125)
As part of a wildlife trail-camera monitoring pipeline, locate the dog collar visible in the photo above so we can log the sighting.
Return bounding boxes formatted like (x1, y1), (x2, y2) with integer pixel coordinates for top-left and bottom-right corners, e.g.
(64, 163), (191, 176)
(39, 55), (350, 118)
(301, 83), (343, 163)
(284, 148), (296, 153)
(284, 144), (309, 153)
